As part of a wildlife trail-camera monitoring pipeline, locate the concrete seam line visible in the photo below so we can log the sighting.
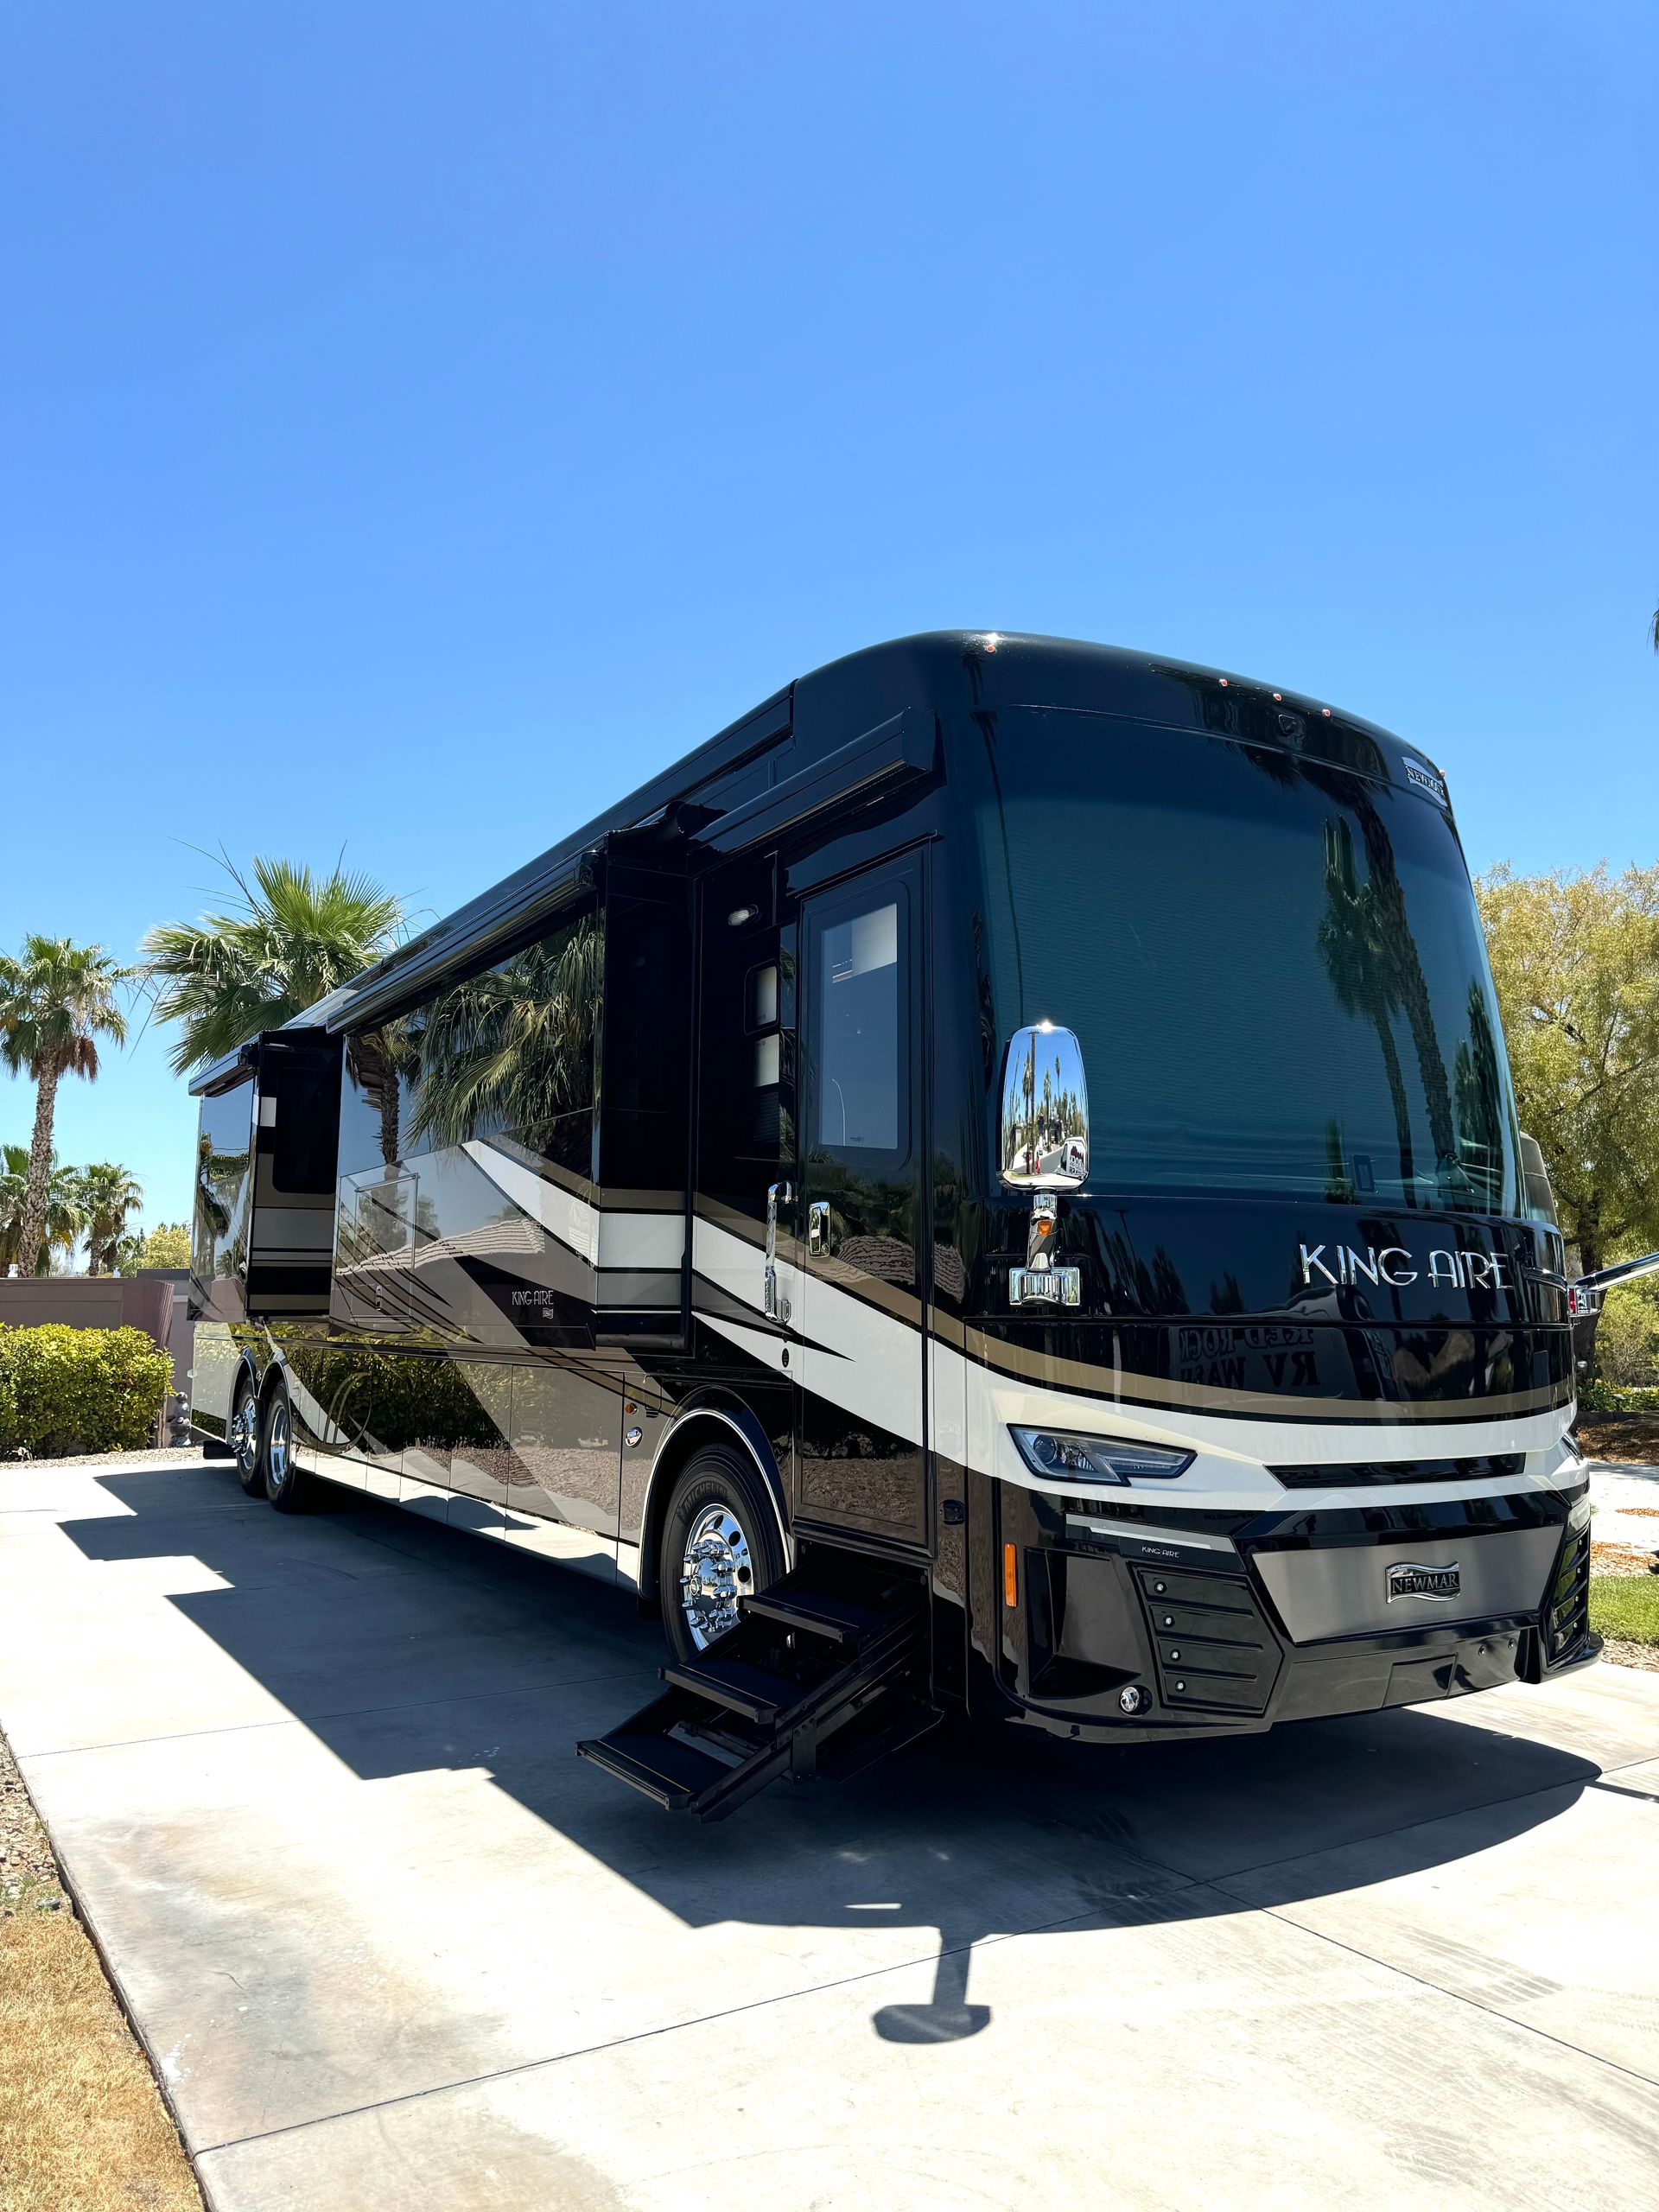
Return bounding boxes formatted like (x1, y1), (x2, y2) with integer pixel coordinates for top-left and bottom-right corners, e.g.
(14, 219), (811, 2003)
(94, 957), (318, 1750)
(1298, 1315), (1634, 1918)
(188, 1890), (1197, 2160)
(19, 1662), (652, 1763)
(1246, 1903), (1659, 2096)
(22, 1716), (301, 1763)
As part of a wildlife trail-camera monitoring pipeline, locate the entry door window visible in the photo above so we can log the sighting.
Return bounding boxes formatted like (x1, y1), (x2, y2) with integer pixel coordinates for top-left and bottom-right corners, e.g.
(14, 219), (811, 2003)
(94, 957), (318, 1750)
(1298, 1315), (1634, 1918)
(811, 893), (906, 1168)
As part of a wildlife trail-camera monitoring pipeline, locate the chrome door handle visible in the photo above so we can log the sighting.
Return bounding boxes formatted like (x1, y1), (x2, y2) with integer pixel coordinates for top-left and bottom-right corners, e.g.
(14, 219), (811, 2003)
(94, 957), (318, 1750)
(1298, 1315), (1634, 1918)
(808, 1201), (830, 1257)
(765, 1181), (792, 1325)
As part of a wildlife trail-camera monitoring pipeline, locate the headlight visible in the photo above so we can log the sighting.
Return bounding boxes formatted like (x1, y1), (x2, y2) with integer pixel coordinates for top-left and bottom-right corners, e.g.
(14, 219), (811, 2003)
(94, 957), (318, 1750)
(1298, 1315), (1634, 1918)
(1009, 1427), (1194, 1485)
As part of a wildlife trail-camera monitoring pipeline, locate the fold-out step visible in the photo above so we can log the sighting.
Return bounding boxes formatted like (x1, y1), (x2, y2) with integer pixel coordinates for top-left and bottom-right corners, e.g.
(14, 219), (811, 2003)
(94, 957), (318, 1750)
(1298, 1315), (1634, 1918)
(659, 1654), (799, 1726)
(577, 1714), (735, 1810)
(577, 1560), (933, 1820)
(741, 1586), (893, 1647)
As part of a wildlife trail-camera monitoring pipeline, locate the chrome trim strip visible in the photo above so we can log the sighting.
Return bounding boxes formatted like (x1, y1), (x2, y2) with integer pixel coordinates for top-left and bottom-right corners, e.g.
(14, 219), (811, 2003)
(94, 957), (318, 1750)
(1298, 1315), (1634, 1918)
(1065, 1516), (1238, 1556)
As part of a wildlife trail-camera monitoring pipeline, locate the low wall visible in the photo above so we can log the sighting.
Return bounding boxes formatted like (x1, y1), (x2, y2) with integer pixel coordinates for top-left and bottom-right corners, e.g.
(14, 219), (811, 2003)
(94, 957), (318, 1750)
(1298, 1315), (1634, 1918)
(0, 1275), (190, 1444)
(0, 1274), (172, 1346)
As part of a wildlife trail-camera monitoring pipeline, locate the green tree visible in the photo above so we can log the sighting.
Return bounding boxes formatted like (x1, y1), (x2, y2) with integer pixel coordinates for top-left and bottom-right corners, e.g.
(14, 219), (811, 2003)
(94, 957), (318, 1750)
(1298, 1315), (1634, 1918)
(75, 1162), (145, 1275)
(0, 937), (130, 1280)
(0, 1143), (86, 1275)
(141, 855), (404, 1075)
(1477, 861), (1659, 1273)
(116, 1221), (193, 1275)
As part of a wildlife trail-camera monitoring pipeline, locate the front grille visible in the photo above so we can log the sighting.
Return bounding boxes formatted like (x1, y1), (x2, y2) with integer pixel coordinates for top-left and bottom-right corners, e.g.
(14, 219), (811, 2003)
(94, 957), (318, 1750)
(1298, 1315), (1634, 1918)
(1545, 1524), (1591, 1663)
(1270, 1455), (1526, 1491)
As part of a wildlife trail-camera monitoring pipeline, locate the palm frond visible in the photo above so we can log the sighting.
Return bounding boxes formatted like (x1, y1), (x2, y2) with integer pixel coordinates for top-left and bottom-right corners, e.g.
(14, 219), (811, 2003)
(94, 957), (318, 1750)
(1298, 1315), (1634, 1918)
(141, 854), (406, 1073)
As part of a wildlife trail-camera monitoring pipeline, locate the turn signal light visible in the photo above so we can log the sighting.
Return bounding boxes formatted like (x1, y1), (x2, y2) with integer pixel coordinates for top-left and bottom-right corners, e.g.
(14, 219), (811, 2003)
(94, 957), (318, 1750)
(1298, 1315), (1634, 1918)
(1003, 1542), (1018, 1608)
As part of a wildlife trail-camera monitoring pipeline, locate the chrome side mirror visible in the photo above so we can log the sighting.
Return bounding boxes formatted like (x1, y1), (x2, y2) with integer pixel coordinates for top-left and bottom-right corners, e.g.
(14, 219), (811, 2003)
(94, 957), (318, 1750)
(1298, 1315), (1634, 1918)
(999, 1024), (1090, 1191)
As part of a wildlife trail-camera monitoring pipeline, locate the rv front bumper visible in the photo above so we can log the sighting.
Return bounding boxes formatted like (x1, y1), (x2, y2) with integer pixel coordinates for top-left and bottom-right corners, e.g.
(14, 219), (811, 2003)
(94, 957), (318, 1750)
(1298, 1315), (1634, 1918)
(994, 1478), (1596, 1745)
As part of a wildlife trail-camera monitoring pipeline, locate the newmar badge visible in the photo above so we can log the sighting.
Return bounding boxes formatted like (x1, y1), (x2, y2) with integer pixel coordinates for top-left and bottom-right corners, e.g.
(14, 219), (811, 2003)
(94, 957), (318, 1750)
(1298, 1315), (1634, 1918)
(1387, 1560), (1461, 1603)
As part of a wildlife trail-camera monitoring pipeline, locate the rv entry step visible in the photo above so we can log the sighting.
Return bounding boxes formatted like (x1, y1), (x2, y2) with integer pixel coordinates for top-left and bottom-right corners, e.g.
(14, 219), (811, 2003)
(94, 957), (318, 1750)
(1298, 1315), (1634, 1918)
(577, 1558), (936, 1820)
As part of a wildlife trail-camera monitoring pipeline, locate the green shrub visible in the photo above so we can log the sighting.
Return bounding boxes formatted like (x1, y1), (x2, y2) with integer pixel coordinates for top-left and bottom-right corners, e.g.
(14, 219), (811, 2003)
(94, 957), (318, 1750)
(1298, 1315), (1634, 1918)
(1579, 1376), (1659, 1416)
(0, 1325), (173, 1460)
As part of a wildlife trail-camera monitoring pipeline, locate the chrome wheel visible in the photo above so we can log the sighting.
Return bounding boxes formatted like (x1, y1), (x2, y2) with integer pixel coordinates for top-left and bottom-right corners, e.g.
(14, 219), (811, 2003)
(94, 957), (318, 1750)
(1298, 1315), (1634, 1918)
(265, 1400), (290, 1492)
(679, 1501), (754, 1651)
(231, 1391), (258, 1478)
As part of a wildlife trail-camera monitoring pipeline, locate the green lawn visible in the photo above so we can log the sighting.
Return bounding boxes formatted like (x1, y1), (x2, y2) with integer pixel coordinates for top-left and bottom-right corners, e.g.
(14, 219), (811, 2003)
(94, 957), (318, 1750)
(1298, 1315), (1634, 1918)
(1590, 1574), (1659, 1648)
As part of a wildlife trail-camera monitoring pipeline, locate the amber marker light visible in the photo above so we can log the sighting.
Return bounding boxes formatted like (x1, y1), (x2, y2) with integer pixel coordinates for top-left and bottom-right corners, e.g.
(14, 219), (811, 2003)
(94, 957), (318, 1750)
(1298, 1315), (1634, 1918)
(1003, 1542), (1019, 1608)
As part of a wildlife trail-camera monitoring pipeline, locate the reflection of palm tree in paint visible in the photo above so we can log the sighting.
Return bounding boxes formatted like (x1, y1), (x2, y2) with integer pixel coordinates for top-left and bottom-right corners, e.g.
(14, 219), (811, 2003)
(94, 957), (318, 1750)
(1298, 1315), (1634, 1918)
(1452, 979), (1506, 1206)
(407, 913), (601, 1155)
(346, 1021), (415, 1170)
(1318, 807), (1456, 1193)
(195, 1131), (251, 1273)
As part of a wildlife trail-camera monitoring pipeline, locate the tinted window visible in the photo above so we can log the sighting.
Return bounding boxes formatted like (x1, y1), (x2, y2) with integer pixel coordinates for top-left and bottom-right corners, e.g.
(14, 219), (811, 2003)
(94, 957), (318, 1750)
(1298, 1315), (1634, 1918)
(810, 893), (905, 1161)
(338, 901), (601, 1181)
(973, 711), (1521, 1213)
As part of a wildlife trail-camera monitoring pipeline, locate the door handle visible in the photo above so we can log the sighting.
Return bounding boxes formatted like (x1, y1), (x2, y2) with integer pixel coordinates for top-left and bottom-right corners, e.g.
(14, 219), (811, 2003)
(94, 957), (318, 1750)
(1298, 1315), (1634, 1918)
(765, 1182), (792, 1325)
(808, 1201), (830, 1258)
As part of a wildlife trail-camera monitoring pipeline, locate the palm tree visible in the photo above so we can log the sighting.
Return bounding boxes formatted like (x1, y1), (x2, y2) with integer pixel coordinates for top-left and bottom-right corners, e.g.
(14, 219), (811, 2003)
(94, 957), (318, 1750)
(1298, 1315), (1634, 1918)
(76, 1162), (145, 1275)
(0, 937), (130, 1278)
(141, 855), (404, 1076)
(0, 1142), (86, 1274)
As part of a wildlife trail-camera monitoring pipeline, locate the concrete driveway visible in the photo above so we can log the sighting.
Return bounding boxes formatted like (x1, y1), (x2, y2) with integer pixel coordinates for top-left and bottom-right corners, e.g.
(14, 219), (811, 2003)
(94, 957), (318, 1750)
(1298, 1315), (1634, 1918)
(3, 1455), (1657, 2212)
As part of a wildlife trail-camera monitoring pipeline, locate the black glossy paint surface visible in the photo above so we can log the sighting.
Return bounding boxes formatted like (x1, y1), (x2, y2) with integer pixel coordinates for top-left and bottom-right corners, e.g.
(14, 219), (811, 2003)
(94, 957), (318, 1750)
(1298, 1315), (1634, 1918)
(190, 629), (1575, 1745)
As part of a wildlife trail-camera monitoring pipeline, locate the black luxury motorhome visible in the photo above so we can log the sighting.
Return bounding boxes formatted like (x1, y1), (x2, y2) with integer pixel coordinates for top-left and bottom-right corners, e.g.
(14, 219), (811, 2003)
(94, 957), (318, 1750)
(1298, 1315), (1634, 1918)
(188, 632), (1600, 1817)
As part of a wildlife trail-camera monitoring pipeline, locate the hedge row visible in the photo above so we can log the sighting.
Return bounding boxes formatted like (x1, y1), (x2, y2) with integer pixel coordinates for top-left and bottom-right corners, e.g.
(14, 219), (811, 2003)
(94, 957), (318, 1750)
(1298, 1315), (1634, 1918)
(0, 1325), (175, 1461)
(1577, 1376), (1659, 1417)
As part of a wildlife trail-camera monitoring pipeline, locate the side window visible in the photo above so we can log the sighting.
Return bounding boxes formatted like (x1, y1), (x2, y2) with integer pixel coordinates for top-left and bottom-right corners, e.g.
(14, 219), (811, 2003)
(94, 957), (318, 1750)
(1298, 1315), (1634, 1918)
(808, 885), (907, 1168)
(336, 900), (603, 1180)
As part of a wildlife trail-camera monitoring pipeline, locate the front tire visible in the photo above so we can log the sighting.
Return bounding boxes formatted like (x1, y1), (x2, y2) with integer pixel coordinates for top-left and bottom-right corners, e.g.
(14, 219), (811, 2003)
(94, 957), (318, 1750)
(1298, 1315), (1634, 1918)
(659, 1445), (785, 1665)
(230, 1376), (264, 1497)
(261, 1382), (310, 1514)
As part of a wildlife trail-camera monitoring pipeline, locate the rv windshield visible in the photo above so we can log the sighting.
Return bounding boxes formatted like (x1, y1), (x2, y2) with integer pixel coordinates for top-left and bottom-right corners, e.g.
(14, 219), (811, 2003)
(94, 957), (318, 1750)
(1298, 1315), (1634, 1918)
(973, 709), (1522, 1215)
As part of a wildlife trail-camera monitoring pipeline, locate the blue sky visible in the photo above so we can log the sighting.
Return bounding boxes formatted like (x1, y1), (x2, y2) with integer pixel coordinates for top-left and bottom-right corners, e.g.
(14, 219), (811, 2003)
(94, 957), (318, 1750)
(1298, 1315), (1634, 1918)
(3, 1), (1655, 1231)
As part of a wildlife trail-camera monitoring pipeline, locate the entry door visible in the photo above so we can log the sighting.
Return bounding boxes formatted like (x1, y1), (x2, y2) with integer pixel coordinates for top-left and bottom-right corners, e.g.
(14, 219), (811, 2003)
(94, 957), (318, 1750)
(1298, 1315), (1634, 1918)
(795, 854), (929, 1548)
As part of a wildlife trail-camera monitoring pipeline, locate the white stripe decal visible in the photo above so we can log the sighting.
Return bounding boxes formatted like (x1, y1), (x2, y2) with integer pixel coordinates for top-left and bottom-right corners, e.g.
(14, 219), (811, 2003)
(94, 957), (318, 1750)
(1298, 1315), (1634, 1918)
(463, 1141), (598, 1262)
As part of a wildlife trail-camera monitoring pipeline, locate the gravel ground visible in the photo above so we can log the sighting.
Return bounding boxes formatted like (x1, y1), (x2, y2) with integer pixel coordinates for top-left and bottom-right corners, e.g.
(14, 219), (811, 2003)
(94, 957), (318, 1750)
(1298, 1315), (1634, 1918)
(0, 1446), (207, 1474)
(2, 1726), (63, 1918)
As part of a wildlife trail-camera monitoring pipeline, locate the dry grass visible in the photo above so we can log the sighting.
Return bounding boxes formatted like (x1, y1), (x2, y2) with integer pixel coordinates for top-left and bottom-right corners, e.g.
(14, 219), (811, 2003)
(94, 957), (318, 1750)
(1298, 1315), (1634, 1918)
(0, 1730), (200, 2212)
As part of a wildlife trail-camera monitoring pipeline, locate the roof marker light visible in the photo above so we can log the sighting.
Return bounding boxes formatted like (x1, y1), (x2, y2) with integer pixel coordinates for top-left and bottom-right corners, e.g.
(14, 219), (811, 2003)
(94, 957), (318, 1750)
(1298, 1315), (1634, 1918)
(983, 632), (1001, 653)
(1321, 708), (1332, 717)
(1218, 677), (1228, 686)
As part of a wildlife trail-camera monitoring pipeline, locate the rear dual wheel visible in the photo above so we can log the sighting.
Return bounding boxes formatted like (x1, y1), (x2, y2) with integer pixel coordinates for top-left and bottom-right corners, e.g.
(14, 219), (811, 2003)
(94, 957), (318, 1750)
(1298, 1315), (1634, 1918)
(228, 1373), (309, 1512)
(261, 1381), (310, 1514)
(230, 1376), (264, 1497)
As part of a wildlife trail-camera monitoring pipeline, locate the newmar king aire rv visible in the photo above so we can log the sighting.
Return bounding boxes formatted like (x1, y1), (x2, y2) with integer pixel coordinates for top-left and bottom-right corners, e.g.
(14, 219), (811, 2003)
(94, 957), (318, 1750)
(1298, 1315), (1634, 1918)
(188, 631), (1602, 1818)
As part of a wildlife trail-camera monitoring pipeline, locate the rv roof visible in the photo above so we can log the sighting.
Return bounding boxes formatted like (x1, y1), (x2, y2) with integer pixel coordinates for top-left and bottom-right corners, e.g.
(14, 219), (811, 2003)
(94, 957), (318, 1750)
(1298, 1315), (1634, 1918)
(275, 629), (1429, 1041)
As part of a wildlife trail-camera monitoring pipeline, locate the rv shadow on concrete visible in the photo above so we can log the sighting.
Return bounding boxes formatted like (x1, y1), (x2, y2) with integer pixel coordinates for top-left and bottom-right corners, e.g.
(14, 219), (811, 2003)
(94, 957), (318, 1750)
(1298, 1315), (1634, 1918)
(61, 1461), (1603, 2050)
